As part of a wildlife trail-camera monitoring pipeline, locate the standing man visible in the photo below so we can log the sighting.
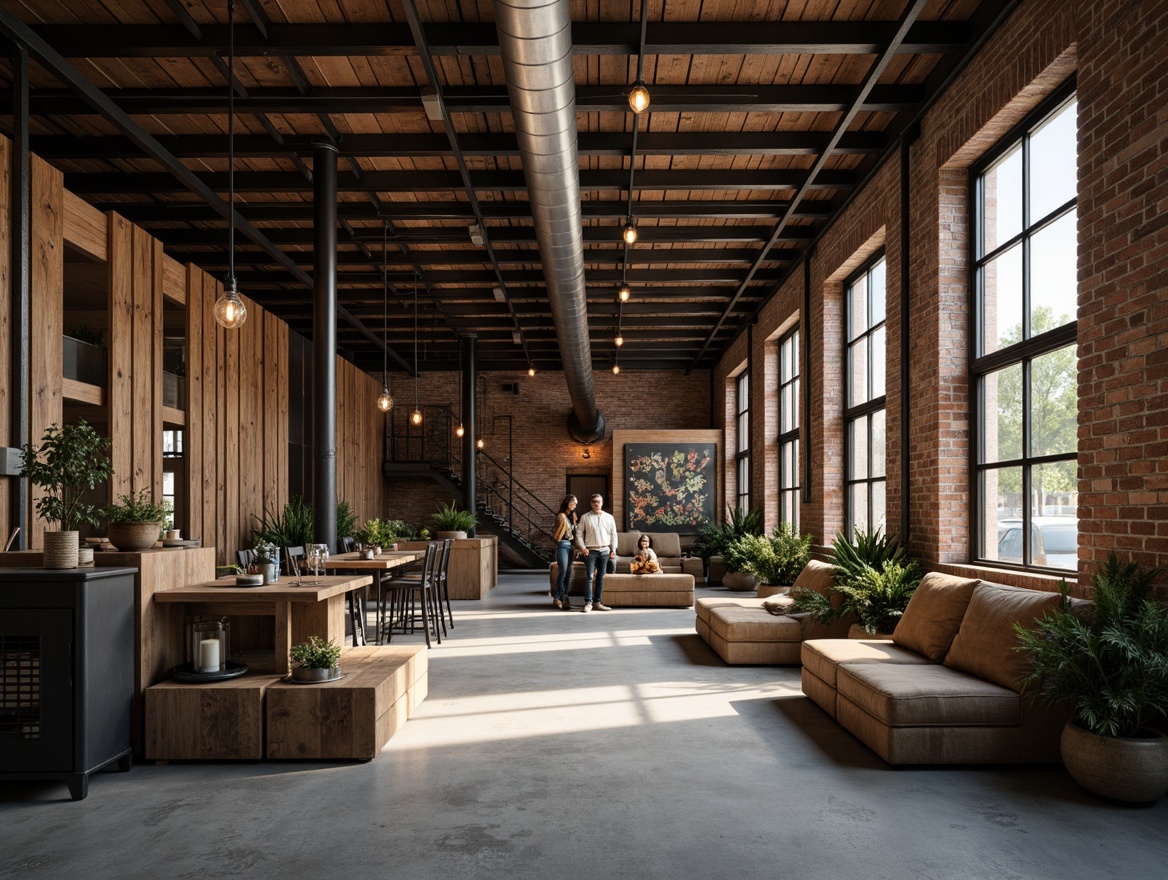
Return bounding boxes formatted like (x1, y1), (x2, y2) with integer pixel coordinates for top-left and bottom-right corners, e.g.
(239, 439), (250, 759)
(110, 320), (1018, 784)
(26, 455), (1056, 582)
(575, 493), (618, 612)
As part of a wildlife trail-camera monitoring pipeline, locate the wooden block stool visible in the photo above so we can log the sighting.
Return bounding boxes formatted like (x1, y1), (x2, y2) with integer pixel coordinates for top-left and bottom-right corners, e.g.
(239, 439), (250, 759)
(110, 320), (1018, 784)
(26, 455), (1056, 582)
(265, 645), (428, 761)
(145, 675), (284, 761)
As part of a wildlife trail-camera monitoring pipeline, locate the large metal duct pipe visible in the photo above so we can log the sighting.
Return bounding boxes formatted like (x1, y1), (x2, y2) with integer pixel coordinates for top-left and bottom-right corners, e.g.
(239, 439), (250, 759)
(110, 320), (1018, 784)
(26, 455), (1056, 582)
(494, 0), (604, 443)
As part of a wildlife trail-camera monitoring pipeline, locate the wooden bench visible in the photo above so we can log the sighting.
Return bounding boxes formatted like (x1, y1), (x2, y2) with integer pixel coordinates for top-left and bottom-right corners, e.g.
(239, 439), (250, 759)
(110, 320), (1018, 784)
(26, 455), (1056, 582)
(146, 675), (284, 761)
(265, 645), (428, 761)
(593, 573), (694, 607)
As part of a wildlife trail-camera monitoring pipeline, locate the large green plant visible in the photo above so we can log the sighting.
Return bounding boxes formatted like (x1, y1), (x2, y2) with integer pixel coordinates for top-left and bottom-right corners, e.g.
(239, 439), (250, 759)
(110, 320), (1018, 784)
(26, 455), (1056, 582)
(336, 500), (357, 544)
(1016, 552), (1168, 738)
(102, 488), (170, 524)
(355, 517), (397, 547)
(431, 500), (477, 532)
(252, 495), (314, 548)
(19, 420), (114, 531)
(792, 527), (920, 634)
(695, 505), (765, 561)
(736, 524), (812, 586)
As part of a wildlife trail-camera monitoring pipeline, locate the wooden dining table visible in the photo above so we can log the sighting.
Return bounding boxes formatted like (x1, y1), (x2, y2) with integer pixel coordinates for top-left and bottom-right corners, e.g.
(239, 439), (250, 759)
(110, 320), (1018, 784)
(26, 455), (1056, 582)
(321, 550), (423, 646)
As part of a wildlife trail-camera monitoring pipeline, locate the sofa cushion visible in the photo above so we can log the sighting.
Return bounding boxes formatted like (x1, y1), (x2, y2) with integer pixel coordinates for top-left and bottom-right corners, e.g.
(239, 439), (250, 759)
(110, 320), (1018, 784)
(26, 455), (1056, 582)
(801, 638), (932, 689)
(647, 532), (682, 557)
(706, 605), (807, 643)
(838, 663), (1022, 727)
(791, 559), (836, 597)
(616, 531), (642, 557)
(943, 583), (1062, 693)
(892, 572), (980, 661)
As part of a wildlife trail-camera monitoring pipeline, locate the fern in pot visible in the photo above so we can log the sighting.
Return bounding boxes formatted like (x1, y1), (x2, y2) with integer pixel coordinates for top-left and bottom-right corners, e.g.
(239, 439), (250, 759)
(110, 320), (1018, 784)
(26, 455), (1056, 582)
(289, 635), (343, 682)
(19, 420), (113, 568)
(103, 489), (171, 552)
(1015, 552), (1168, 803)
(431, 501), (477, 539)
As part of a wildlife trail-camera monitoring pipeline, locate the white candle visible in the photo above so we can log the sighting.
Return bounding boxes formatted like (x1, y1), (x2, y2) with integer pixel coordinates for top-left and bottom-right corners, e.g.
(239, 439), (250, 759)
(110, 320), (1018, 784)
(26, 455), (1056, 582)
(198, 638), (220, 672)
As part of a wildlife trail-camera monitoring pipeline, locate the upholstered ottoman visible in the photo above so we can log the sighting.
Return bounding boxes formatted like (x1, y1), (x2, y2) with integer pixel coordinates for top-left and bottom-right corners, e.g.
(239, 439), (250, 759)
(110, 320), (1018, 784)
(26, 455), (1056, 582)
(596, 573), (694, 607)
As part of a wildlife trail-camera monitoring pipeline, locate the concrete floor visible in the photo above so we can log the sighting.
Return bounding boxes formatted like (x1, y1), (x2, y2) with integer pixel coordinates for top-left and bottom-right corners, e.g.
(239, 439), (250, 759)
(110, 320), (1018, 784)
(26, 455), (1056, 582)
(2, 570), (1167, 879)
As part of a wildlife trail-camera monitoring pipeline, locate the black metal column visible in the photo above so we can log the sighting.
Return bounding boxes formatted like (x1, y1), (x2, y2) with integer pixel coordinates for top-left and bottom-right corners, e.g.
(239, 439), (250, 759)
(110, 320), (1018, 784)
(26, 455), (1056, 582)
(312, 143), (338, 551)
(8, 47), (30, 549)
(461, 335), (477, 537)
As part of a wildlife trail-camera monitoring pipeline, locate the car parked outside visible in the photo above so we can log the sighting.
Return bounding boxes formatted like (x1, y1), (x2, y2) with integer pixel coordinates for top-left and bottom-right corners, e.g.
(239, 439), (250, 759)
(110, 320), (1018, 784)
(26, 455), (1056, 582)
(996, 516), (1078, 570)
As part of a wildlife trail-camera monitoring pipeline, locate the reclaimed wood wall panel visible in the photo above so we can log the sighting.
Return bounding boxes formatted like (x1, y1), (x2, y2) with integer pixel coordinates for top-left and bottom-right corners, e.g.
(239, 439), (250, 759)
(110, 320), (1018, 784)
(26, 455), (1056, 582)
(63, 190), (106, 262)
(28, 155), (64, 548)
(108, 212), (135, 498)
(161, 254), (186, 306)
(0, 137), (9, 539)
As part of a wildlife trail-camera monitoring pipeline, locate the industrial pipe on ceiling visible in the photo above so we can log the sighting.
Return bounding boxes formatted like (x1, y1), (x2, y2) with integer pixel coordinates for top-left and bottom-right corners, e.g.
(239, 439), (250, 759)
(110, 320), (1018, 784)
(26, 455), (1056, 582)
(493, 0), (604, 443)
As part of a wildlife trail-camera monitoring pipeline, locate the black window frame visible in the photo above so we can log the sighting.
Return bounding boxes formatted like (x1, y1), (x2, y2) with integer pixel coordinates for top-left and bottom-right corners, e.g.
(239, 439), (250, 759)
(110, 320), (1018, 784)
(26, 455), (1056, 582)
(969, 81), (1078, 572)
(735, 370), (750, 511)
(777, 326), (800, 529)
(844, 252), (887, 536)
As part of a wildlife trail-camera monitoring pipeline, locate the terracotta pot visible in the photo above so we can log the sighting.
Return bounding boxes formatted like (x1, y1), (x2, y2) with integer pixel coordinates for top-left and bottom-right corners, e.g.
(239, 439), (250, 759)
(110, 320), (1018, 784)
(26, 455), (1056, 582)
(43, 530), (79, 569)
(1060, 720), (1168, 803)
(107, 521), (161, 552)
(436, 530), (467, 540)
(722, 571), (759, 592)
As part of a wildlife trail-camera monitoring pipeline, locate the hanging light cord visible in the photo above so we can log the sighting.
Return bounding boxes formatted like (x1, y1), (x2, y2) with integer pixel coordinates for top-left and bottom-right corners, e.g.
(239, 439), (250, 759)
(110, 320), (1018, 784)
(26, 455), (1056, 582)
(382, 223), (389, 386)
(227, 0), (236, 290)
(413, 270), (419, 410)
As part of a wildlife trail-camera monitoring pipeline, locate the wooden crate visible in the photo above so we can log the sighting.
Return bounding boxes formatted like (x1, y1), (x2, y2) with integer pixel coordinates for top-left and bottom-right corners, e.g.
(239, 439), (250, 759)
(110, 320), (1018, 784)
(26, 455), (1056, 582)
(145, 675), (283, 761)
(265, 646), (427, 761)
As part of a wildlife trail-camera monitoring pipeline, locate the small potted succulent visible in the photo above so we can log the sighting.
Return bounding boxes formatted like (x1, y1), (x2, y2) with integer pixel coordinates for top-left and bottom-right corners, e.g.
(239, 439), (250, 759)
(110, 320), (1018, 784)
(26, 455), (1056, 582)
(289, 635), (342, 683)
(102, 488), (170, 552)
(18, 420), (114, 568)
(252, 540), (281, 584)
(431, 500), (477, 539)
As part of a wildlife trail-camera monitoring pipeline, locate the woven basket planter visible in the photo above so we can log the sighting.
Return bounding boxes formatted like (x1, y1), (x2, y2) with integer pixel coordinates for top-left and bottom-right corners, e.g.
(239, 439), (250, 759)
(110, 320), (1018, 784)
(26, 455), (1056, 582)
(107, 521), (161, 552)
(43, 531), (79, 569)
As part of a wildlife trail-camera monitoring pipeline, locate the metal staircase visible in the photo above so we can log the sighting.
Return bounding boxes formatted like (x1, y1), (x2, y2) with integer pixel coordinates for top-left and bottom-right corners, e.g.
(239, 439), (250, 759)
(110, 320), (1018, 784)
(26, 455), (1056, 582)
(381, 405), (555, 568)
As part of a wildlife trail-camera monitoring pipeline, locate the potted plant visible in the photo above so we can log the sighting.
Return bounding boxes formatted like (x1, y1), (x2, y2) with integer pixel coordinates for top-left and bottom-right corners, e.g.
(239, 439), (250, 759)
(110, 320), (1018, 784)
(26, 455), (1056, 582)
(252, 540), (281, 584)
(102, 488), (170, 552)
(19, 420), (114, 568)
(721, 534), (762, 592)
(289, 635), (343, 682)
(696, 505), (764, 587)
(431, 500), (477, 539)
(791, 527), (921, 637)
(737, 523), (813, 597)
(1015, 552), (1168, 803)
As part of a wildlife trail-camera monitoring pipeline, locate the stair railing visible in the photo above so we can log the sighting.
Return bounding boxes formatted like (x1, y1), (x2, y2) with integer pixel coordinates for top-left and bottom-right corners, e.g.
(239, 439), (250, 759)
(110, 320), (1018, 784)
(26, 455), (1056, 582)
(475, 449), (557, 560)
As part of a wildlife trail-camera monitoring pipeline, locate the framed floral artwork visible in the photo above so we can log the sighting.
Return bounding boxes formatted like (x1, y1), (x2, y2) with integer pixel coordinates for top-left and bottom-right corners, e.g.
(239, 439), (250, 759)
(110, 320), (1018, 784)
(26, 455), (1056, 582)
(624, 443), (716, 531)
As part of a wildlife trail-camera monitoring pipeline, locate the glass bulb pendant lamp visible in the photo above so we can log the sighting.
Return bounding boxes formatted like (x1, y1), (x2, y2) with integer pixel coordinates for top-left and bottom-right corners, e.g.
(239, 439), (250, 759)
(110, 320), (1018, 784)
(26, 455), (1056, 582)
(214, 0), (247, 330)
(618, 284), (631, 302)
(629, 81), (650, 114)
(622, 220), (638, 246)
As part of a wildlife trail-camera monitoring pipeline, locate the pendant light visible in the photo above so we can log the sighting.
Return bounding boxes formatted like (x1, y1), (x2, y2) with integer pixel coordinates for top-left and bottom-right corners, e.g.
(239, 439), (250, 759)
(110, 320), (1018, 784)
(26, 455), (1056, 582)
(410, 270), (423, 426)
(213, 0), (247, 330)
(376, 223), (394, 412)
(627, 0), (651, 115)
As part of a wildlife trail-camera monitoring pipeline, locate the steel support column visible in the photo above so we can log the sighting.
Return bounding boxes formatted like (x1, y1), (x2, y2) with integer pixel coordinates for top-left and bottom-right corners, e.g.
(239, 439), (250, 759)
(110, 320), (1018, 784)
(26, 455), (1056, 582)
(312, 143), (338, 550)
(461, 335), (477, 537)
(8, 47), (29, 549)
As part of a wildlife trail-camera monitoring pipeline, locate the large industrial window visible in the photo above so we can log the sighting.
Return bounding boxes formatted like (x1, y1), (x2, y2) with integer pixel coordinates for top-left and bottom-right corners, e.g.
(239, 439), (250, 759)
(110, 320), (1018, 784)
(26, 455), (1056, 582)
(778, 327), (800, 529)
(845, 255), (887, 535)
(973, 87), (1078, 571)
(735, 371), (750, 510)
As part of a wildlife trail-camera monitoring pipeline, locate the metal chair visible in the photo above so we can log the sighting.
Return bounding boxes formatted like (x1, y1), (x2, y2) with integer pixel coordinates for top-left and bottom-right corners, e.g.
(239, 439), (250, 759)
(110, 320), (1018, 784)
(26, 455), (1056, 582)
(435, 538), (455, 630)
(341, 536), (357, 553)
(236, 549), (254, 570)
(379, 542), (440, 648)
(284, 545), (305, 580)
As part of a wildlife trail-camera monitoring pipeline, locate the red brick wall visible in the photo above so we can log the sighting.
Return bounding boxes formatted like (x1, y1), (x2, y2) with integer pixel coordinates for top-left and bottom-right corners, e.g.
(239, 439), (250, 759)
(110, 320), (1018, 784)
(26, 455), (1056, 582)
(711, 0), (1168, 587)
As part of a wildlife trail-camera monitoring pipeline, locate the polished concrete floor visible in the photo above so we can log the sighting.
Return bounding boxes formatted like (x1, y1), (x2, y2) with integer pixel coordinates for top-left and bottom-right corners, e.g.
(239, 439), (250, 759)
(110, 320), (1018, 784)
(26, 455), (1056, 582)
(3, 570), (1167, 879)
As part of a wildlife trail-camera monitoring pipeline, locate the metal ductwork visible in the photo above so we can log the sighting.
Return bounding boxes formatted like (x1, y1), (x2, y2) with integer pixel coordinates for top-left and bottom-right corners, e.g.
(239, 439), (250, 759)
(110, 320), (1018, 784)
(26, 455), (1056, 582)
(494, 0), (604, 444)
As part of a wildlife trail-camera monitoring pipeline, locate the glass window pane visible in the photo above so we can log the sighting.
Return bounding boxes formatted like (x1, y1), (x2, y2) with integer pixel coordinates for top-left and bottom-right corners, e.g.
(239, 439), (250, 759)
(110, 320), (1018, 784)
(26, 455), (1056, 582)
(872, 325), (886, 399)
(981, 243), (1023, 354)
(983, 465), (1024, 560)
(982, 364), (1023, 463)
(871, 480), (886, 535)
(850, 484), (869, 533)
(983, 146), (1022, 254)
(1029, 99), (1077, 222)
(849, 418), (869, 480)
(870, 260), (886, 326)
(849, 337), (869, 407)
(790, 334), (799, 377)
(848, 277), (868, 340)
(791, 378), (799, 429)
(1029, 344), (1077, 457)
(1029, 209), (1077, 332)
(871, 410), (886, 479)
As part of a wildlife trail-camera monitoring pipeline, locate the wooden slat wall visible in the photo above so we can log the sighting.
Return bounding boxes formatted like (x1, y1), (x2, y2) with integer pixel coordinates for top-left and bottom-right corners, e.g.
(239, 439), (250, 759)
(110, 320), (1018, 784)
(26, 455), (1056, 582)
(0, 137), (9, 539)
(28, 154), (64, 548)
(336, 354), (389, 522)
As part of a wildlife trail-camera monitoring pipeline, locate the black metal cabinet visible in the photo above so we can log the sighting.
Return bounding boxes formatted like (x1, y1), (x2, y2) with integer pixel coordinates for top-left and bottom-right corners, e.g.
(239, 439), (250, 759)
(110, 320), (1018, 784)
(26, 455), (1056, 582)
(0, 567), (136, 800)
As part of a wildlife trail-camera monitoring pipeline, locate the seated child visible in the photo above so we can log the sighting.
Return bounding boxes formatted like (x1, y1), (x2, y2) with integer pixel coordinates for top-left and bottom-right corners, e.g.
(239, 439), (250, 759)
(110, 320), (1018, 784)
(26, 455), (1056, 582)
(630, 533), (661, 574)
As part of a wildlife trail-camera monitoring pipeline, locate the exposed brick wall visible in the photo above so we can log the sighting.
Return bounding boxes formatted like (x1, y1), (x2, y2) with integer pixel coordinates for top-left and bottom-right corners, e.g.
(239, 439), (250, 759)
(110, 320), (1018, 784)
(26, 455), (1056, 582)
(709, 0), (1168, 588)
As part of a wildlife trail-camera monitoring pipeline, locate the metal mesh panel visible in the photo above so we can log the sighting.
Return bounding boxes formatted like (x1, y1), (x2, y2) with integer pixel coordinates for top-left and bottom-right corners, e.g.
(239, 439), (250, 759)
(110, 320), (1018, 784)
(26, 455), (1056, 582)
(0, 636), (41, 739)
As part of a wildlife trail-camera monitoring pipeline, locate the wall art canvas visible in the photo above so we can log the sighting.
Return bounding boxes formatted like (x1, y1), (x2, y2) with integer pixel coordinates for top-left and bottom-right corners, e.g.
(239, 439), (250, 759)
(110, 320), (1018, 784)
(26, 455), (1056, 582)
(624, 443), (716, 531)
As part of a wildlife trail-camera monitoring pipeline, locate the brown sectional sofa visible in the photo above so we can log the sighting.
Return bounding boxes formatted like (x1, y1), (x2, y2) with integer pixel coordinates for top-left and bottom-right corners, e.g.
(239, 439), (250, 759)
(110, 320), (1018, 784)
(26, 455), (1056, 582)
(695, 560), (853, 664)
(801, 572), (1079, 764)
(549, 531), (704, 592)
